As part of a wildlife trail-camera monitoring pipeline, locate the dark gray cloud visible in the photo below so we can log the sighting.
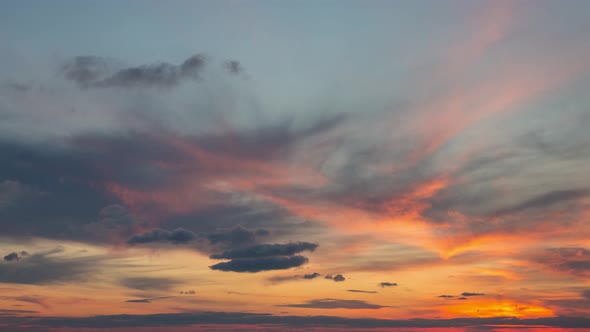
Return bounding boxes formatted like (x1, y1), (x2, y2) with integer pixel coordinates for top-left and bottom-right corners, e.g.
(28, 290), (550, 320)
(127, 228), (196, 245)
(3, 311), (590, 329)
(125, 296), (173, 304)
(62, 54), (206, 88)
(209, 242), (318, 259)
(333, 274), (345, 282)
(4, 252), (20, 262)
(125, 299), (151, 303)
(461, 292), (485, 297)
(0, 309), (39, 316)
(60, 56), (112, 86)
(277, 298), (384, 309)
(380, 282), (397, 287)
(458, 297), (468, 300)
(324, 274), (346, 282)
(438, 295), (454, 298)
(209, 255), (309, 273)
(347, 289), (377, 294)
(303, 272), (321, 279)
(0, 113), (343, 245)
(179, 290), (196, 295)
(495, 189), (590, 216)
(224, 60), (244, 75)
(120, 277), (181, 291)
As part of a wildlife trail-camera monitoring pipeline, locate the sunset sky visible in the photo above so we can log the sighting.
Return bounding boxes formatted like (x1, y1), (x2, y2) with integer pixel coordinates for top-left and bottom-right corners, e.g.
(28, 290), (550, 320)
(1, 0), (590, 331)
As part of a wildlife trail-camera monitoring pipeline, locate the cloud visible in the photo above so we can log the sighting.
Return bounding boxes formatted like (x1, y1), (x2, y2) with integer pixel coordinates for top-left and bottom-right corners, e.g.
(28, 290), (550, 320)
(127, 228), (196, 245)
(125, 296), (173, 304)
(224, 60), (244, 75)
(209, 242), (318, 259)
(62, 54), (206, 88)
(303, 272), (321, 279)
(0, 296), (49, 309)
(461, 292), (485, 297)
(438, 295), (454, 298)
(324, 274), (346, 282)
(0, 309), (39, 316)
(60, 56), (112, 86)
(0, 115), (340, 245)
(120, 277), (181, 291)
(2, 253), (23, 263)
(537, 248), (590, 278)
(495, 189), (590, 216)
(0, 247), (101, 285)
(180, 290), (196, 295)
(347, 289), (378, 294)
(125, 299), (151, 303)
(380, 282), (397, 287)
(209, 255), (309, 273)
(277, 298), (385, 309)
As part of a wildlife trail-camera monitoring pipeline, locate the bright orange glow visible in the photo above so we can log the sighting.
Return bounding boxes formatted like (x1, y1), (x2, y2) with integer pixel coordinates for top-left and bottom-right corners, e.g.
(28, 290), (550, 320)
(443, 299), (554, 318)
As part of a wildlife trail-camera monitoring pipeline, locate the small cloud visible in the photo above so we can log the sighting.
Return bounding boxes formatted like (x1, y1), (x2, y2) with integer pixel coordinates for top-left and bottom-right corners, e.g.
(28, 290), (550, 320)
(277, 298), (385, 309)
(303, 272), (321, 279)
(347, 289), (377, 294)
(125, 296), (173, 304)
(224, 60), (244, 75)
(380, 282), (397, 288)
(180, 290), (196, 295)
(461, 292), (485, 297)
(458, 297), (468, 300)
(3, 251), (28, 262)
(3, 252), (21, 262)
(438, 295), (454, 299)
(0, 296), (49, 309)
(209, 255), (309, 273)
(125, 299), (151, 303)
(209, 242), (318, 260)
(333, 274), (345, 282)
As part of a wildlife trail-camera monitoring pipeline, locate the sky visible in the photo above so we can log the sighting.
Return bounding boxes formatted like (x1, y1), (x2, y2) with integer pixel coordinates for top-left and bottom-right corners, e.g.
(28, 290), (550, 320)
(1, 0), (590, 331)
